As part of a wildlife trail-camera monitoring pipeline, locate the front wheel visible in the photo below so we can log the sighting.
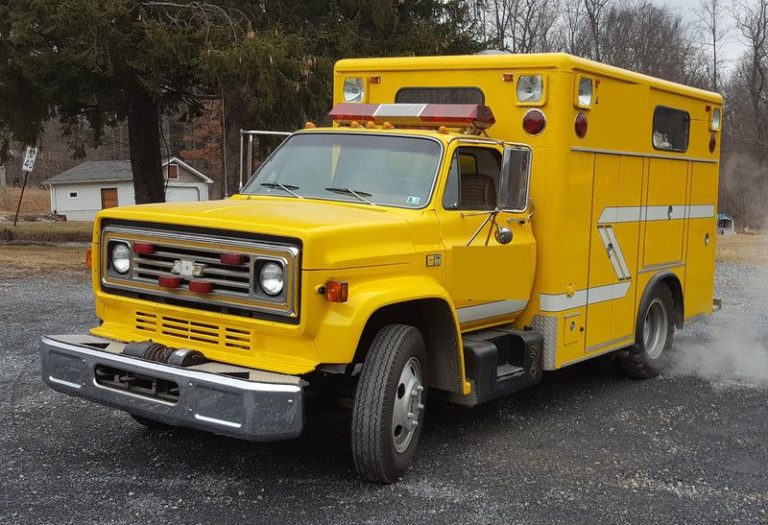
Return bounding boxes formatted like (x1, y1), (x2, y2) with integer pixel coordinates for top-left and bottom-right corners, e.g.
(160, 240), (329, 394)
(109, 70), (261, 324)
(351, 324), (427, 483)
(617, 284), (675, 378)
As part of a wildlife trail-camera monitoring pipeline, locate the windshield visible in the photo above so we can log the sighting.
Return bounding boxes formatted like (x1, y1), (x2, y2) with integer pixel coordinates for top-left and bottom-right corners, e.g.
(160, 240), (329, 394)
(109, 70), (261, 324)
(241, 133), (442, 208)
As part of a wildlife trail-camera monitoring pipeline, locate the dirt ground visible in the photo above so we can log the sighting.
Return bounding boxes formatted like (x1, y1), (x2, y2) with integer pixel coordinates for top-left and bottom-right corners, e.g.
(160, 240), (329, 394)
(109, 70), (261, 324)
(717, 233), (768, 266)
(0, 245), (90, 279)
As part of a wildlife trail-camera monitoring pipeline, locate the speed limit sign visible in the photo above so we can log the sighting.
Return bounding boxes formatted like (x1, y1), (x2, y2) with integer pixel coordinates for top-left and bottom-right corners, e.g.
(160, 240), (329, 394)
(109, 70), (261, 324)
(22, 146), (38, 172)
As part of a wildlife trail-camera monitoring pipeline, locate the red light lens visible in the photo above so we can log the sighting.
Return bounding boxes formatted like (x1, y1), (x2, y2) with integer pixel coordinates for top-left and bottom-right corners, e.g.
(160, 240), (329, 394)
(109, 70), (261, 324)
(220, 253), (247, 265)
(133, 242), (155, 255)
(328, 103), (380, 122)
(574, 112), (588, 138)
(325, 281), (349, 303)
(523, 109), (546, 135)
(709, 133), (717, 153)
(189, 280), (213, 293)
(159, 275), (181, 288)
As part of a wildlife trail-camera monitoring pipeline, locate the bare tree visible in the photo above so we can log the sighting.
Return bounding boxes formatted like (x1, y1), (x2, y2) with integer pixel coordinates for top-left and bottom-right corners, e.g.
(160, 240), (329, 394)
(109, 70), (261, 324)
(481, 0), (560, 53)
(583, 0), (609, 60)
(734, 0), (768, 160)
(694, 0), (730, 91)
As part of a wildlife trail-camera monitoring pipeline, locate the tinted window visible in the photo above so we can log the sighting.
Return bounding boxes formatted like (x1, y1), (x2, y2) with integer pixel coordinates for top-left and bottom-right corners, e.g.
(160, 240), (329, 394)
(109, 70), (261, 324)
(653, 106), (690, 152)
(396, 87), (485, 105)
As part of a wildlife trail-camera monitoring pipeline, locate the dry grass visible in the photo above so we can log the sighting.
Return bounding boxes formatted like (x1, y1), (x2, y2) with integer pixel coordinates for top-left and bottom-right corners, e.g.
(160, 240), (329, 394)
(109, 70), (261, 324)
(717, 233), (768, 266)
(0, 187), (51, 215)
(0, 221), (93, 242)
(0, 245), (91, 278)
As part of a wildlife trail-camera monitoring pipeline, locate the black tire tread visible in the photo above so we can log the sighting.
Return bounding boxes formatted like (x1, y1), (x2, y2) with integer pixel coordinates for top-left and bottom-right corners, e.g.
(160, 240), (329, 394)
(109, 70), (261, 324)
(618, 284), (675, 379)
(351, 324), (422, 483)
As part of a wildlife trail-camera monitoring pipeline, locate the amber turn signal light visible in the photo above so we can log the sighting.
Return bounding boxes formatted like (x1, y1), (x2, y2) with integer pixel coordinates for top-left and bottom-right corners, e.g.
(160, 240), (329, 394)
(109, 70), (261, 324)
(85, 248), (92, 269)
(325, 281), (349, 303)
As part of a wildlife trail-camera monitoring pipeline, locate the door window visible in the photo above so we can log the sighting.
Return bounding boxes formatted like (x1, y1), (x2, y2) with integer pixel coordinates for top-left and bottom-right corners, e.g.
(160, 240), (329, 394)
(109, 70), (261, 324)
(442, 147), (501, 211)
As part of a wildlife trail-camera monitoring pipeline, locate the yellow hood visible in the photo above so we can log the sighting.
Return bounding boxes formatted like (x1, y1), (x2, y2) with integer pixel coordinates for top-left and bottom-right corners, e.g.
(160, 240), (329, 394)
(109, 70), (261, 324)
(95, 196), (417, 270)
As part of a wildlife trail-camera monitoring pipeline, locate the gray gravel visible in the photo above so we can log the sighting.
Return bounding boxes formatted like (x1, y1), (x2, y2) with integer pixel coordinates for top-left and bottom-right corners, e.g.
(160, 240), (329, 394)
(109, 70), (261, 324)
(1, 262), (767, 524)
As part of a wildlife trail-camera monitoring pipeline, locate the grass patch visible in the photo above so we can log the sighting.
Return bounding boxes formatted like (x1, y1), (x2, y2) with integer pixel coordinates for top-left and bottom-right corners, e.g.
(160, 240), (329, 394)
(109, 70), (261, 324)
(0, 187), (51, 215)
(717, 233), (768, 266)
(0, 244), (91, 278)
(0, 221), (93, 242)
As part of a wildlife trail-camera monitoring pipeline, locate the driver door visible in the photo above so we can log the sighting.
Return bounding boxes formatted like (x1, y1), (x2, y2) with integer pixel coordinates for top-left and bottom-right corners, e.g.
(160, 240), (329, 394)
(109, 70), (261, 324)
(437, 142), (536, 326)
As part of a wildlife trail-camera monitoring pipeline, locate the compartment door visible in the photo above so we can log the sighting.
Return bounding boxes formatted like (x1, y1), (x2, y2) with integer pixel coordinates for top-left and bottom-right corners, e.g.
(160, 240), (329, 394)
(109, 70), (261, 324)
(684, 162), (717, 319)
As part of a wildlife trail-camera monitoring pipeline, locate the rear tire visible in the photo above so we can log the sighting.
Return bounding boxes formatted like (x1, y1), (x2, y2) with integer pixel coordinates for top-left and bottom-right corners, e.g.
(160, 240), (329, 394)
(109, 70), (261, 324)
(351, 324), (427, 483)
(617, 284), (675, 378)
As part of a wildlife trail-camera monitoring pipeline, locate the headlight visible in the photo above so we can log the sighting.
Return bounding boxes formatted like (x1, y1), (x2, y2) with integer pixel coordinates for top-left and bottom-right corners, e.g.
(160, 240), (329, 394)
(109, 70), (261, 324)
(259, 262), (284, 296)
(111, 243), (131, 274)
(517, 75), (544, 103)
(343, 77), (365, 103)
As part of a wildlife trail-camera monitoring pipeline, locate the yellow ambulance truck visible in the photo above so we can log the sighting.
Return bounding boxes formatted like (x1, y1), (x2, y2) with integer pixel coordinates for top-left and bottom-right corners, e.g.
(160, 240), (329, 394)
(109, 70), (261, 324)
(40, 53), (722, 483)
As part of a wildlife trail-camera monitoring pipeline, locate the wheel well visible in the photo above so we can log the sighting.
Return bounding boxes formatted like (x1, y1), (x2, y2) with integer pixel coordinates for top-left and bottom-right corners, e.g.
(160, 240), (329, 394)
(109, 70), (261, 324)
(650, 274), (684, 328)
(354, 299), (463, 393)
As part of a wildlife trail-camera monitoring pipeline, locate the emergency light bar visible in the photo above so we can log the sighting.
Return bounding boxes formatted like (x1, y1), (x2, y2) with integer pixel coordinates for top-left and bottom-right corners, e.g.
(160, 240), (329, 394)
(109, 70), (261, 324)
(329, 103), (496, 130)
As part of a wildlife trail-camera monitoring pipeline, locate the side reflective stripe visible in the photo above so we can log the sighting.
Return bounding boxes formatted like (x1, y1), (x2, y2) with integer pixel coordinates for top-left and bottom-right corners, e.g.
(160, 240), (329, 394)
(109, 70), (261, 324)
(540, 282), (631, 313)
(598, 204), (714, 224)
(457, 299), (528, 324)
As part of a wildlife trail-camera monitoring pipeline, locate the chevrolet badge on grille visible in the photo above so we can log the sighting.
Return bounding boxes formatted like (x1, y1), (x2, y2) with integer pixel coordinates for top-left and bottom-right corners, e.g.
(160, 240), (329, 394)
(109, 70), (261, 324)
(171, 260), (206, 279)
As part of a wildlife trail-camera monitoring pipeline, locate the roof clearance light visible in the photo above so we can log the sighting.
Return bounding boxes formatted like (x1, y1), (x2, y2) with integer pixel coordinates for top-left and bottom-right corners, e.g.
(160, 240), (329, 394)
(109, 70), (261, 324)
(343, 77), (365, 103)
(328, 103), (496, 130)
(578, 78), (593, 106)
(517, 75), (544, 103)
(523, 109), (546, 135)
(711, 108), (721, 130)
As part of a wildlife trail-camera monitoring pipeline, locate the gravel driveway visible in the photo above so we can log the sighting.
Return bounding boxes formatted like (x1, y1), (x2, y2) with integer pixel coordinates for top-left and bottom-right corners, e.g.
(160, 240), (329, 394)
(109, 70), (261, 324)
(1, 261), (766, 524)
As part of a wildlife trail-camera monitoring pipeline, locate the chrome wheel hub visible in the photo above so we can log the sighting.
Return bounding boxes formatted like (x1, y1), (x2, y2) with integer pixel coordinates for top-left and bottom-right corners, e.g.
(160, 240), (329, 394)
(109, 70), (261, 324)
(391, 356), (423, 453)
(643, 298), (669, 360)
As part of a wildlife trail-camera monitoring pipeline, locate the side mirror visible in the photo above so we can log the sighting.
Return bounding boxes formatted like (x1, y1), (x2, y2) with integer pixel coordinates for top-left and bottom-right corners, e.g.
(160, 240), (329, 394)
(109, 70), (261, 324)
(495, 226), (513, 244)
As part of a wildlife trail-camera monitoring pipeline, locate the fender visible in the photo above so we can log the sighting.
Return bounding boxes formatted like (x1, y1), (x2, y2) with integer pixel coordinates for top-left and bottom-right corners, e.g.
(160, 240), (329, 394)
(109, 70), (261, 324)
(311, 275), (469, 392)
(637, 271), (684, 332)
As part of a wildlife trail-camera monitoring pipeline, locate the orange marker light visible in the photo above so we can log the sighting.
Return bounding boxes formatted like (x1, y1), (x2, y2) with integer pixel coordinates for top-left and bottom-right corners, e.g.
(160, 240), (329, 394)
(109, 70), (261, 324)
(369, 75), (381, 84)
(325, 281), (349, 303)
(85, 248), (92, 269)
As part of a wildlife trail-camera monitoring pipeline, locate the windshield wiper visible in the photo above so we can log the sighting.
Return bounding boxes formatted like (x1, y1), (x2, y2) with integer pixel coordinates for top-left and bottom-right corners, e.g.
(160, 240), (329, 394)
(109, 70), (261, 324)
(324, 187), (375, 205)
(260, 182), (303, 199)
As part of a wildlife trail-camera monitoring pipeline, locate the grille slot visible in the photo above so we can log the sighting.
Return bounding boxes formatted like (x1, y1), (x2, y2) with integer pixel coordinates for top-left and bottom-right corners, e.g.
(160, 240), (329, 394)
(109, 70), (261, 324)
(134, 311), (253, 351)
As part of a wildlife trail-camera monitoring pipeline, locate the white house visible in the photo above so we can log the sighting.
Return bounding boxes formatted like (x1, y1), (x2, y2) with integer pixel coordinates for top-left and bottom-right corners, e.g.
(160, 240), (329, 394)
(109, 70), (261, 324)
(44, 157), (213, 221)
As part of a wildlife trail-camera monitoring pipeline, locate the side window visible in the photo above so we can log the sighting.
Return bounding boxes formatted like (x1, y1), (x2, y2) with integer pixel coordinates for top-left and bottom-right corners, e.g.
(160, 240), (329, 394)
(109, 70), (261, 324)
(442, 147), (501, 211)
(652, 106), (690, 152)
(499, 147), (531, 211)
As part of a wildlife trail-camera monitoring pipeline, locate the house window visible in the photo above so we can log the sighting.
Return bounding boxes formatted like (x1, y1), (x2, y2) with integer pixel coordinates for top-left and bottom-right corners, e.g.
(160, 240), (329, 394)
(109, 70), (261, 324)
(652, 106), (690, 152)
(167, 164), (179, 179)
(68, 191), (79, 199)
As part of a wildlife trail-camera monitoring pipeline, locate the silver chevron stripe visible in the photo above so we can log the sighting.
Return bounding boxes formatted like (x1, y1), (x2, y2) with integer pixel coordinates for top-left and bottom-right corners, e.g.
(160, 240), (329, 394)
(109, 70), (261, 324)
(457, 299), (528, 324)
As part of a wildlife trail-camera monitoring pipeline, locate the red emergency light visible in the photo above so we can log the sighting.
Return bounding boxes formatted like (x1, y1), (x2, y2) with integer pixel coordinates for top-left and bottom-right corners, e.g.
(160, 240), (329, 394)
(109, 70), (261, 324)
(328, 103), (496, 130)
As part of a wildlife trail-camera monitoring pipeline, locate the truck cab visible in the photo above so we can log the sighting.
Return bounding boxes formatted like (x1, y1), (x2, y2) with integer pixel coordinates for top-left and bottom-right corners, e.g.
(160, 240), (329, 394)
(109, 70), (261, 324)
(40, 53), (722, 483)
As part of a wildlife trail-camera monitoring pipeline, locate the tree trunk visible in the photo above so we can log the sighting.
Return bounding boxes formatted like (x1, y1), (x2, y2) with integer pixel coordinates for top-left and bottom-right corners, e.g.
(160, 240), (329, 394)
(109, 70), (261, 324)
(127, 83), (165, 204)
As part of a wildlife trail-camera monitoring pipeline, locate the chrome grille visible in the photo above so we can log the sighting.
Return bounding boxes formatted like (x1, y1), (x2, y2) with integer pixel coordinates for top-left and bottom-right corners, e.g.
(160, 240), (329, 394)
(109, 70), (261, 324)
(101, 225), (300, 319)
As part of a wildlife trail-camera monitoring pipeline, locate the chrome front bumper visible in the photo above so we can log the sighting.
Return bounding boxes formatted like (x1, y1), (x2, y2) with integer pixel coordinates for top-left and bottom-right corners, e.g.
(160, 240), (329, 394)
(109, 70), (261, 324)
(39, 335), (304, 441)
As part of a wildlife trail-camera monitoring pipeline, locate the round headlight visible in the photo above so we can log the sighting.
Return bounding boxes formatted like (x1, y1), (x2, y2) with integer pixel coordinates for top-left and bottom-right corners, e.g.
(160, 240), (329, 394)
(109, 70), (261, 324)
(112, 243), (131, 274)
(343, 77), (365, 103)
(259, 262), (284, 296)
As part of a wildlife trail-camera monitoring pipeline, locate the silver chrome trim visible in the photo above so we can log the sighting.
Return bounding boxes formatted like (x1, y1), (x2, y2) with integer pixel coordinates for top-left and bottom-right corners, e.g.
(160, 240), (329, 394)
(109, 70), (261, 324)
(40, 334), (304, 441)
(101, 225), (300, 317)
(457, 299), (528, 324)
(598, 204), (715, 224)
(572, 146), (718, 164)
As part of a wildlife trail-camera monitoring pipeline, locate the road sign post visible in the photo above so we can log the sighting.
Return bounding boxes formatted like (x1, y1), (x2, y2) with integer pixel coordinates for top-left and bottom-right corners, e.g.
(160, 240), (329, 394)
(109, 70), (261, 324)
(13, 146), (39, 227)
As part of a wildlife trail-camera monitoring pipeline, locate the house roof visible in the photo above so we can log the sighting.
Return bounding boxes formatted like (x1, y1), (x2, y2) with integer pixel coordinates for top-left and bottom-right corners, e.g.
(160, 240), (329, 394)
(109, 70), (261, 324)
(44, 156), (213, 185)
(718, 213), (734, 221)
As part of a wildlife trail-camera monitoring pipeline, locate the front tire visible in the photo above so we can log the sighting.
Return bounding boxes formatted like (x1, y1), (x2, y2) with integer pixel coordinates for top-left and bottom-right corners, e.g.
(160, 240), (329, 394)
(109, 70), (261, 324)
(617, 284), (675, 378)
(351, 324), (427, 483)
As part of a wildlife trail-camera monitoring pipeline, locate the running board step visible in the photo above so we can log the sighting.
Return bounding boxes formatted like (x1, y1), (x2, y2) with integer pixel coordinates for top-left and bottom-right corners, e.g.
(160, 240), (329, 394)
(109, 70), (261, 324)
(455, 328), (543, 406)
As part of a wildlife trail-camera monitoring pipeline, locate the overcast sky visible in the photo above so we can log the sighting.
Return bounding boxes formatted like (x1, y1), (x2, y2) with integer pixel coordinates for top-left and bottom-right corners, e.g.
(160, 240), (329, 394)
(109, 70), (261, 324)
(652, 0), (745, 73)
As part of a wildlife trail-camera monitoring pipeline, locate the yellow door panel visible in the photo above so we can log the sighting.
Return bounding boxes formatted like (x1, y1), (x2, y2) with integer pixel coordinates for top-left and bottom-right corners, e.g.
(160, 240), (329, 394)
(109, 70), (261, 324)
(586, 155), (620, 349)
(449, 241), (532, 303)
(643, 159), (688, 267)
(684, 162), (717, 319)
